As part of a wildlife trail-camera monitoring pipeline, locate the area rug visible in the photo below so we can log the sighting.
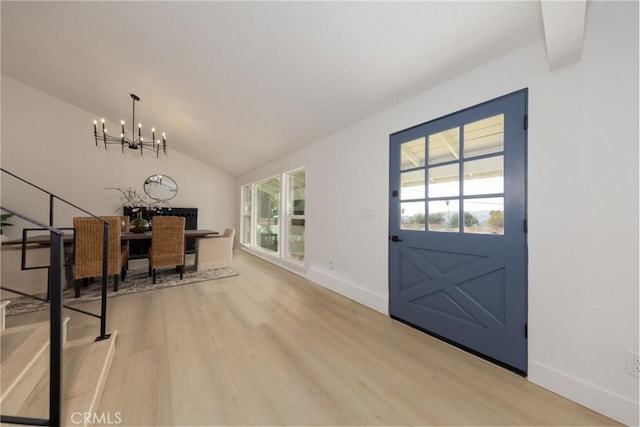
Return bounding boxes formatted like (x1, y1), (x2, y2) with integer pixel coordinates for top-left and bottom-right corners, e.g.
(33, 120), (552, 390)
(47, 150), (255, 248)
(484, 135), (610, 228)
(3, 262), (238, 317)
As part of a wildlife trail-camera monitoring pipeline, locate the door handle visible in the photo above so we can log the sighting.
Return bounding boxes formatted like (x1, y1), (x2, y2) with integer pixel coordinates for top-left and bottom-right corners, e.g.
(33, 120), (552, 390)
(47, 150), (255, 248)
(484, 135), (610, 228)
(390, 235), (403, 242)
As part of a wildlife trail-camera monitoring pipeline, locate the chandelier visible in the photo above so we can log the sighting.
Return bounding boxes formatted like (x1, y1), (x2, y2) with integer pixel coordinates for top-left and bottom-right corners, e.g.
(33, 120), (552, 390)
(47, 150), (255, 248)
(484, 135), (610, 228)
(93, 93), (167, 157)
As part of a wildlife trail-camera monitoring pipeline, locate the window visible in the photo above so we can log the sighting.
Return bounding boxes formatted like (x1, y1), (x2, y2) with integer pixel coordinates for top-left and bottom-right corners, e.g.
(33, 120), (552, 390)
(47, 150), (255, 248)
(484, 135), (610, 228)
(400, 114), (505, 235)
(241, 185), (252, 245)
(285, 169), (306, 261)
(240, 169), (306, 263)
(256, 177), (280, 253)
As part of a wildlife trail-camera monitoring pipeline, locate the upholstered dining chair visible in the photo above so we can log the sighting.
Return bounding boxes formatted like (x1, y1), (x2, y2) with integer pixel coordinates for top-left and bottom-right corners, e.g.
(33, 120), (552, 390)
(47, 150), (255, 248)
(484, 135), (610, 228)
(72, 216), (128, 298)
(148, 216), (186, 284)
(195, 227), (236, 271)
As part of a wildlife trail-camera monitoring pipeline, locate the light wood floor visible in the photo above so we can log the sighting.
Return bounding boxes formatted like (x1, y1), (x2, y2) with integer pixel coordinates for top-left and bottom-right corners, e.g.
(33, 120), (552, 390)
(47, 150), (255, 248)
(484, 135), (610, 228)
(6, 250), (619, 426)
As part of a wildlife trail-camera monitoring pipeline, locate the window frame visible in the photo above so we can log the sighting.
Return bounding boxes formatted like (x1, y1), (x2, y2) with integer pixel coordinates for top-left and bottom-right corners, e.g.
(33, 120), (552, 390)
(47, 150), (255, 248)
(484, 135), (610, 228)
(254, 175), (282, 255)
(240, 184), (252, 246)
(283, 168), (306, 263)
(240, 168), (306, 265)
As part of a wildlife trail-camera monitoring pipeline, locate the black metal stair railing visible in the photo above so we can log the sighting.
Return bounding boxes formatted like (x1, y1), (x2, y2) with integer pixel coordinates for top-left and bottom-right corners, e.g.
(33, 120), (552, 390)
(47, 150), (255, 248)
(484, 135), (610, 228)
(0, 168), (114, 427)
(0, 207), (65, 427)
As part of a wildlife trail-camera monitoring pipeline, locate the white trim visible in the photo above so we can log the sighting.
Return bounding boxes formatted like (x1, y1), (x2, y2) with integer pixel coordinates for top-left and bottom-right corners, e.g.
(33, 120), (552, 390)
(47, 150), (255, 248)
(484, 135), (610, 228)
(240, 246), (306, 275)
(239, 246), (387, 315)
(283, 168), (306, 264)
(254, 175), (282, 256)
(529, 360), (639, 426)
(307, 265), (388, 315)
(240, 184), (252, 246)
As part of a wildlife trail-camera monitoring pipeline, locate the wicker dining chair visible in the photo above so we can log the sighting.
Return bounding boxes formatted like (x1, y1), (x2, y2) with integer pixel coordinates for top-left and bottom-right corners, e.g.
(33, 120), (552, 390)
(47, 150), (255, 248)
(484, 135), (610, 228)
(73, 216), (128, 298)
(148, 216), (186, 284)
(120, 215), (130, 271)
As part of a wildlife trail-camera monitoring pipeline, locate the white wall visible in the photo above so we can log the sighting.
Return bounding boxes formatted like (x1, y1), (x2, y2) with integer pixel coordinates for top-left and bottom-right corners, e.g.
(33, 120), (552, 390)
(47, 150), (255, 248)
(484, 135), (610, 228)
(1, 75), (237, 239)
(237, 2), (639, 425)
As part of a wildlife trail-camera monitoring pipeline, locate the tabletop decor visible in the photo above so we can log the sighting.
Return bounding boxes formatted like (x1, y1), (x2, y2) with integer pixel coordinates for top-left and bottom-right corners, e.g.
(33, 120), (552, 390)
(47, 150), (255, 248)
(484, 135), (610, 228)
(106, 186), (150, 211)
(92, 93), (167, 158)
(106, 186), (165, 233)
(130, 211), (151, 233)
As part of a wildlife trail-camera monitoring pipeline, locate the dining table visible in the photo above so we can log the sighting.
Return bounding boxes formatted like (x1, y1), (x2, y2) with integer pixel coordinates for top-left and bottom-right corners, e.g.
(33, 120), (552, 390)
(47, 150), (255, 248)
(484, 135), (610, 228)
(2, 229), (220, 292)
(2, 229), (219, 246)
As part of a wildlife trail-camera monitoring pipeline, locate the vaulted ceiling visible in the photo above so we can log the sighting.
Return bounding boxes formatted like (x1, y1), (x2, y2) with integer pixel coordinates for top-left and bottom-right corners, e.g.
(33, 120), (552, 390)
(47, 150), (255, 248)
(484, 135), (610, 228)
(1, 1), (583, 176)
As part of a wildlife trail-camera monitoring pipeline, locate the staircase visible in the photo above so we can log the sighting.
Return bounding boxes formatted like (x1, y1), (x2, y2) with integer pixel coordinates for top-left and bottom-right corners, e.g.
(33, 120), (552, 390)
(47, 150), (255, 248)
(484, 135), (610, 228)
(1, 168), (116, 426)
(0, 314), (117, 426)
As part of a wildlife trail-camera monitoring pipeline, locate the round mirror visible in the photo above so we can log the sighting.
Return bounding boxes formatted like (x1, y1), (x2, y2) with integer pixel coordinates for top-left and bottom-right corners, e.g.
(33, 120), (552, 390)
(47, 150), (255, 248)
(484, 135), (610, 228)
(144, 174), (178, 201)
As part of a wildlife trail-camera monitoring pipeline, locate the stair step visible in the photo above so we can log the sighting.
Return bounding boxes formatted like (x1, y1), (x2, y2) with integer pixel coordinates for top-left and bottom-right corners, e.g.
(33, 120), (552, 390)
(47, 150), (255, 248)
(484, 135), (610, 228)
(1, 330), (118, 426)
(1, 318), (69, 346)
(62, 330), (117, 427)
(0, 322), (50, 415)
(1, 329), (33, 363)
(0, 300), (9, 331)
(0, 318), (70, 416)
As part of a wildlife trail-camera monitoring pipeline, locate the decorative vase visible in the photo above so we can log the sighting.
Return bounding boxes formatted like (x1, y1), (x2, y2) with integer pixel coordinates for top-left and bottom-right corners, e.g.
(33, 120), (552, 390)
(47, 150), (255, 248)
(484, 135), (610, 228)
(130, 210), (150, 233)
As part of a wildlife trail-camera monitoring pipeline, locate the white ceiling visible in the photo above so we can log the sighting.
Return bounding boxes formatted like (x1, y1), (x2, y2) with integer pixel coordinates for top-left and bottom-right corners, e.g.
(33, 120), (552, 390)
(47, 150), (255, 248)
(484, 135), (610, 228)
(2, 1), (547, 176)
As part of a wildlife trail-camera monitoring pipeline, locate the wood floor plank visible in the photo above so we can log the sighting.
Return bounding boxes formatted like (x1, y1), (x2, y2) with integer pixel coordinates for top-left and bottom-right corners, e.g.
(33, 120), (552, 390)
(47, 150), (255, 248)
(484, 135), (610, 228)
(6, 249), (620, 426)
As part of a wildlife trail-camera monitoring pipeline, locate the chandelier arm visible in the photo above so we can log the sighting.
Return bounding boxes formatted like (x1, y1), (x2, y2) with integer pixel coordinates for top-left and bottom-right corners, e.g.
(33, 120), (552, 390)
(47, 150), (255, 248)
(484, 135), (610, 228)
(104, 136), (126, 143)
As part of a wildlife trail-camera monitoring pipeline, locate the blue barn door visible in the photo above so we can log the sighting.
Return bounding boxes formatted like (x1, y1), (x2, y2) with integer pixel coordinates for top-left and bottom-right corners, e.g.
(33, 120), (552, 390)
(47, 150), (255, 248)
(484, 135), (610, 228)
(389, 90), (528, 374)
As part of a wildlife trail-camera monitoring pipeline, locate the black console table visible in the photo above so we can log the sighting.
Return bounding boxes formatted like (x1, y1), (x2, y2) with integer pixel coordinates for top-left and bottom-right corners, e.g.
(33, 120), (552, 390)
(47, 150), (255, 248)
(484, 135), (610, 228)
(123, 207), (198, 258)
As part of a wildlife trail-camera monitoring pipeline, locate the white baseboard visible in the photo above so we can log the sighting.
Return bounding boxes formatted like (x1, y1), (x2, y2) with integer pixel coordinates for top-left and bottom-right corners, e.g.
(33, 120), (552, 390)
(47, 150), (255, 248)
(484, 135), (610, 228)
(307, 266), (388, 315)
(529, 360), (639, 426)
(239, 246), (307, 275)
(239, 247), (388, 315)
